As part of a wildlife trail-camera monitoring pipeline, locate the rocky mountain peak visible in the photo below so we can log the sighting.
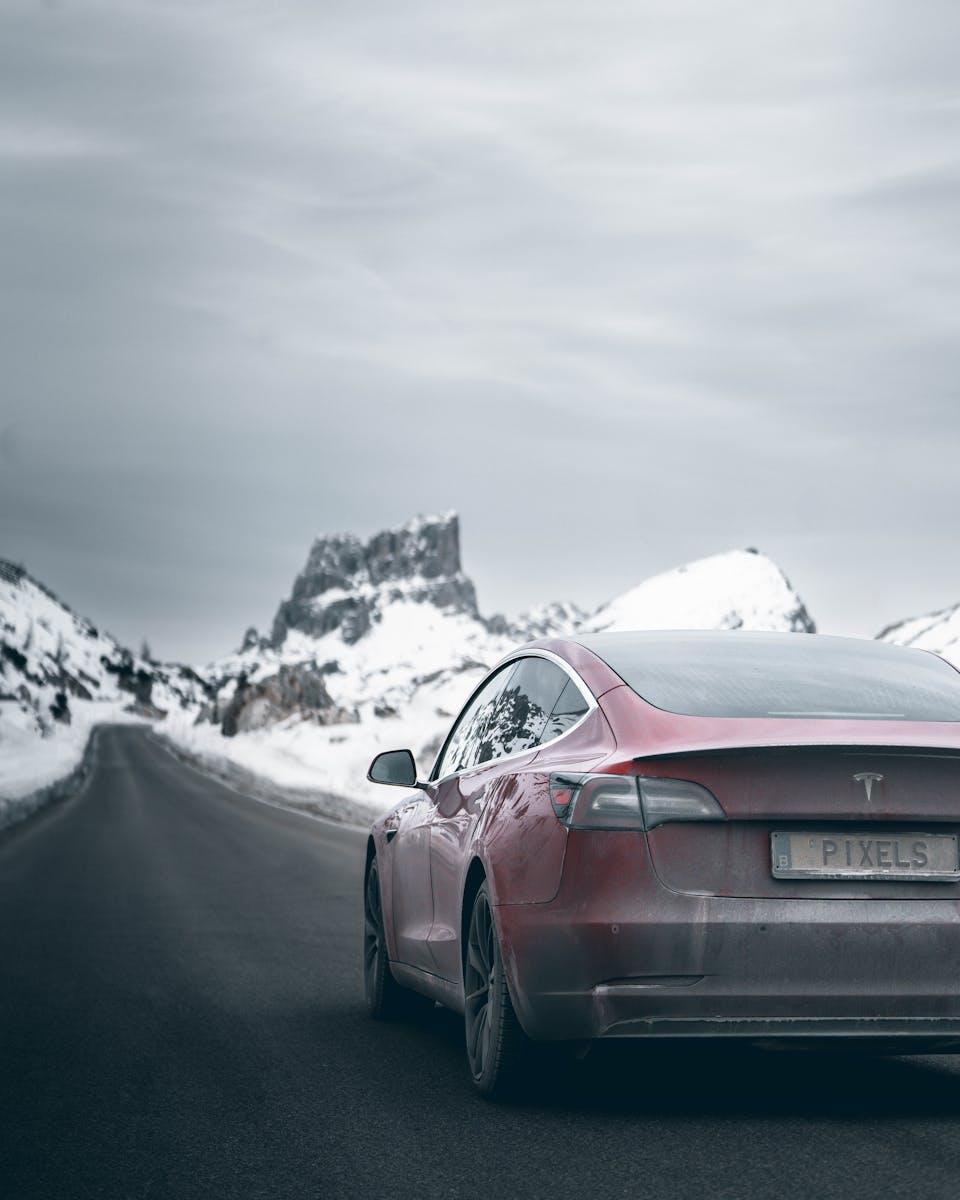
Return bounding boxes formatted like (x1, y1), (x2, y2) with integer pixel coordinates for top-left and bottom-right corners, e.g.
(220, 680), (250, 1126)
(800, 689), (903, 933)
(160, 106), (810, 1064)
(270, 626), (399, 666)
(270, 512), (479, 647)
(581, 548), (816, 636)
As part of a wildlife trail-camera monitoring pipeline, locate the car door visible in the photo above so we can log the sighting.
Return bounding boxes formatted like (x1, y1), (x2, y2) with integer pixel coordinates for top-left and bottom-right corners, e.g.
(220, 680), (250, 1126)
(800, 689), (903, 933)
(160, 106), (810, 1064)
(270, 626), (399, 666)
(389, 790), (440, 972)
(428, 656), (576, 983)
(391, 663), (517, 976)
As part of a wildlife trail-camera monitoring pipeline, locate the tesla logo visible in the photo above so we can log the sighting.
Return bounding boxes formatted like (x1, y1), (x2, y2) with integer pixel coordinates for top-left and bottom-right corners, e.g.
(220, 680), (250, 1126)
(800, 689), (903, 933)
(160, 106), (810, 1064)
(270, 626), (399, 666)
(853, 772), (884, 802)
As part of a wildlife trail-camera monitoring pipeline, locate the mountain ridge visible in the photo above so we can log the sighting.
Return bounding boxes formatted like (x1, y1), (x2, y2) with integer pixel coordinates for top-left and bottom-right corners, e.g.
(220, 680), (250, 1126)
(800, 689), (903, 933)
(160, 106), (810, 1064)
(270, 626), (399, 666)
(877, 599), (960, 668)
(0, 511), (856, 818)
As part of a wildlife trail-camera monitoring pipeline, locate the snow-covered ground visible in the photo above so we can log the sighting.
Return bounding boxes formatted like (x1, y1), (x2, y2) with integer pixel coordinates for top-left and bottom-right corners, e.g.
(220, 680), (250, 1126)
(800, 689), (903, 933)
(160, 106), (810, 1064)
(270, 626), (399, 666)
(0, 700), (144, 829)
(0, 521), (828, 830)
(158, 542), (818, 819)
(0, 561), (197, 828)
(217, 598), (511, 715)
(161, 658), (490, 815)
(11, 513), (960, 837)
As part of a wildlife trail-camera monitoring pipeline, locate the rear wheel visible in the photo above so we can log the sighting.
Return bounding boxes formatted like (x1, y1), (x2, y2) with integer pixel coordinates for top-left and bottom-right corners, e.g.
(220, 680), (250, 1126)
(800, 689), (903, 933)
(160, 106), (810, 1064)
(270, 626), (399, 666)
(363, 857), (431, 1019)
(464, 882), (529, 1097)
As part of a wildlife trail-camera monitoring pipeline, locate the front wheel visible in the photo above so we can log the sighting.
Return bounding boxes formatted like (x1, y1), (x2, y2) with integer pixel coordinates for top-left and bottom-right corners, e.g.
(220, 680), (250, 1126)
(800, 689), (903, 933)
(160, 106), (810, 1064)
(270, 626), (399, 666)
(363, 857), (430, 1019)
(464, 882), (529, 1097)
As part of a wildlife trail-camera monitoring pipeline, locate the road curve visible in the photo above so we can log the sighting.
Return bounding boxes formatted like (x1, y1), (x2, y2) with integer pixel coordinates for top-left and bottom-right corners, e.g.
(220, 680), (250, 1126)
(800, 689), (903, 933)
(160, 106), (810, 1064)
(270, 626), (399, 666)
(3, 725), (960, 1199)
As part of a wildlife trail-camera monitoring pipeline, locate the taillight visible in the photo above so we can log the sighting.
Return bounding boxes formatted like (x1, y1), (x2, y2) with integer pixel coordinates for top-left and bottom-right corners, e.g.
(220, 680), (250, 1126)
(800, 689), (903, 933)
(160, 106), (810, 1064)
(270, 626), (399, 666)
(550, 773), (725, 830)
(637, 776), (726, 829)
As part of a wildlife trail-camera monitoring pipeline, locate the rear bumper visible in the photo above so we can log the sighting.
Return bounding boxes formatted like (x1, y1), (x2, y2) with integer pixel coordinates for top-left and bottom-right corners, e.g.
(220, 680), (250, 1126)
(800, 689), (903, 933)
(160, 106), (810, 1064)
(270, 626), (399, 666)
(495, 843), (960, 1043)
(587, 1011), (960, 1049)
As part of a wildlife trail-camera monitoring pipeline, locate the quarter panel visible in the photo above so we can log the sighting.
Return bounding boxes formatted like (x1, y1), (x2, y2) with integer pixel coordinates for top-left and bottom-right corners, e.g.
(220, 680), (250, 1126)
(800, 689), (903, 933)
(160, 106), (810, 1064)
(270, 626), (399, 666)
(481, 771), (566, 905)
(481, 706), (618, 906)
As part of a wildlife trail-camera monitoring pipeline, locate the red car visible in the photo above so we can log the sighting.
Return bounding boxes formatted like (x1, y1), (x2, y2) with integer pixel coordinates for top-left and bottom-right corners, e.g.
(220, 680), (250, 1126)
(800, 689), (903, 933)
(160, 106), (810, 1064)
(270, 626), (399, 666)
(363, 630), (960, 1097)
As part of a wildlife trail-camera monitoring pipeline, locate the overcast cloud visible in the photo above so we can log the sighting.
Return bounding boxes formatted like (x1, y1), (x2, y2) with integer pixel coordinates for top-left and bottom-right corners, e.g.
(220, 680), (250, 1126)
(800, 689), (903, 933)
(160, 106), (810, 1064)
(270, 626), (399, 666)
(2, 0), (959, 661)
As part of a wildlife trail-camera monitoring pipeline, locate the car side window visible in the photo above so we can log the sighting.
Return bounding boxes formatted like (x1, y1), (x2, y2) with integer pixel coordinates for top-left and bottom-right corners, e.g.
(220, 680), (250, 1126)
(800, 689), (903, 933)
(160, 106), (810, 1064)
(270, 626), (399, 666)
(541, 677), (590, 743)
(434, 657), (591, 780)
(434, 664), (518, 780)
(494, 657), (571, 757)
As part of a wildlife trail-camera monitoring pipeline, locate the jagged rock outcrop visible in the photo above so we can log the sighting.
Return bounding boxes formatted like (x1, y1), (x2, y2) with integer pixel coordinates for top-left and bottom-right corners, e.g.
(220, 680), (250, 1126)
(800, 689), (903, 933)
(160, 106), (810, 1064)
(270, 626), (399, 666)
(269, 512), (478, 647)
(220, 662), (357, 736)
(239, 626), (261, 653)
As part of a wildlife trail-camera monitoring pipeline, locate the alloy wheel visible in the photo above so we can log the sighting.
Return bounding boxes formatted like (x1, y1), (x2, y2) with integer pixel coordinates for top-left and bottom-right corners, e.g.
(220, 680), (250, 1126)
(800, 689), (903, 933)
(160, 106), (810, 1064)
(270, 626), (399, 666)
(463, 882), (529, 1096)
(464, 887), (496, 1078)
(363, 859), (385, 1012)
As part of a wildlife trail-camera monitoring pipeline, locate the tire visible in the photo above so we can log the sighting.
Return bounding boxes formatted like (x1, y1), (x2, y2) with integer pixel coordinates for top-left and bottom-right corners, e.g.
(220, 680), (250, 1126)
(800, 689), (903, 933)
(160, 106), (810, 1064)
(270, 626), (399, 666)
(362, 857), (431, 1020)
(463, 882), (529, 1098)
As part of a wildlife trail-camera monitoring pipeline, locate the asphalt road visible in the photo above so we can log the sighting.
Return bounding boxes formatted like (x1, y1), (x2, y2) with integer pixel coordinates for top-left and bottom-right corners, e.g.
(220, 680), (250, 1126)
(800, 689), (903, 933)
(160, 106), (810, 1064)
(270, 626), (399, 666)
(4, 726), (960, 1199)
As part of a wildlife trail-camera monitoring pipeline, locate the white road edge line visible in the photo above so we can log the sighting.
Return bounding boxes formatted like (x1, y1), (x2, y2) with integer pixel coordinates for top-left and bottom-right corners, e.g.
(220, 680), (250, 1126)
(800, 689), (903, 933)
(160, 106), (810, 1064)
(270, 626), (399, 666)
(150, 732), (371, 835)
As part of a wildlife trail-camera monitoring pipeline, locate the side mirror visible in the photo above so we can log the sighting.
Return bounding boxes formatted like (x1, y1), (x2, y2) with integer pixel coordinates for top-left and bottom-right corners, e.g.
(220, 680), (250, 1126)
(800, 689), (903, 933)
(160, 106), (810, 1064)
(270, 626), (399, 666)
(367, 748), (421, 788)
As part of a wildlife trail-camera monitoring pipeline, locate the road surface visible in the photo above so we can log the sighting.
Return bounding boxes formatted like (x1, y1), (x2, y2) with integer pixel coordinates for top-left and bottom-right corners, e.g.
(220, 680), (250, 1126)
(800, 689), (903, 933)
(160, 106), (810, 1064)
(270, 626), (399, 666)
(3, 725), (960, 1198)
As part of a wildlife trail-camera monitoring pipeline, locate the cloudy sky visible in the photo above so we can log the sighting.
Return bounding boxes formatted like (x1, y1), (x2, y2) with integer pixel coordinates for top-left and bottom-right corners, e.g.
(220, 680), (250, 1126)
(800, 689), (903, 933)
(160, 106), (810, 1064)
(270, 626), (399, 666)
(2, 0), (959, 662)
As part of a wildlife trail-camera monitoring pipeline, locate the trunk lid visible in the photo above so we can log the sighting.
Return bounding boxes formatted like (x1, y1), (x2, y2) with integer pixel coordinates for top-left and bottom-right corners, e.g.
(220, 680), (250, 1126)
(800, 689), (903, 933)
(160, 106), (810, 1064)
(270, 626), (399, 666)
(640, 746), (960, 900)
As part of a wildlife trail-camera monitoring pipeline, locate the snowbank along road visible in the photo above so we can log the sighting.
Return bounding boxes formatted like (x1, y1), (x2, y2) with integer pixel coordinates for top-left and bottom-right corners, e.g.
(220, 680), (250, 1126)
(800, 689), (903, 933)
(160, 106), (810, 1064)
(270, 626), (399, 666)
(3, 726), (960, 1199)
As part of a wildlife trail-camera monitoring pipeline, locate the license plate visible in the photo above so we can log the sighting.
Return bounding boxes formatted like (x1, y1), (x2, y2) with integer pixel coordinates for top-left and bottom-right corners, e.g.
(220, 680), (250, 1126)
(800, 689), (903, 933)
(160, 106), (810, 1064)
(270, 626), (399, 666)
(771, 831), (960, 881)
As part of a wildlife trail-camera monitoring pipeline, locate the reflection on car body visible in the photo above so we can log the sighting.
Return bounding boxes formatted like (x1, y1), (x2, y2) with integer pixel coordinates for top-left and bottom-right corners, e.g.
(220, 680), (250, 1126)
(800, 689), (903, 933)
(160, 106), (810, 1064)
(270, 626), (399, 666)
(363, 631), (960, 1097)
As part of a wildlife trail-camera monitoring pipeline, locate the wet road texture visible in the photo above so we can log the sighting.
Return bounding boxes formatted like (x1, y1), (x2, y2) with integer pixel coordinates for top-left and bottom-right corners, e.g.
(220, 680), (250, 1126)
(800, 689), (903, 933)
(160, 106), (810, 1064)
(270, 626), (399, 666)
(3, 726), (960, 1198)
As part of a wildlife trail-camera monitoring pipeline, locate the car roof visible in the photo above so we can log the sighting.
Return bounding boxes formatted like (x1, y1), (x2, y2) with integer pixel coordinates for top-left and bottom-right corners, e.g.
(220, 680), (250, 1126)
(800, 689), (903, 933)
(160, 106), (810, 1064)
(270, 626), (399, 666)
(571, 628), (935, 660)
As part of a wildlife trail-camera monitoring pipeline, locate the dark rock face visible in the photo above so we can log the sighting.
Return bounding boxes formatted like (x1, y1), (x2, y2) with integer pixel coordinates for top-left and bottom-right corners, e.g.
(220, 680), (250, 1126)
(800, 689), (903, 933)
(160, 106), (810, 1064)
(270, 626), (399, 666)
(781, 589), (817, 634)
(270, 512), (479, 647)
(100, 651), (155, 706)
(789, 605), (816, 634)
(0, 560), (26, 586)
(220, 662), (356, 737)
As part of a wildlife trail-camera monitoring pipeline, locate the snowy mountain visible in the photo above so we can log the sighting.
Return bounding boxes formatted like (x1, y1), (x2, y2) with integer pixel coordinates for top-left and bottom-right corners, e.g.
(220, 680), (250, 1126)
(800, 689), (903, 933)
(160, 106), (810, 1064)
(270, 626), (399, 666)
(268, 511), (481, 647)
(877, 602), (960, 669)
(173, 516), (518, 799)
(1, 513), (821, 821)
(0, 559), (205, 814)
(162, 517), (817, 812)
(583, 548), (815, 635)
(1, 560), (138, 721)
(203, 513), (511, 720)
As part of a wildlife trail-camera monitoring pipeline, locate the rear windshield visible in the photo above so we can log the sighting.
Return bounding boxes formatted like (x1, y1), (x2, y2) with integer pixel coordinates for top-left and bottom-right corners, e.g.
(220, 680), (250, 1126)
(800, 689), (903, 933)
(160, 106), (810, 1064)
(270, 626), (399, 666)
(576, 631), (960, 721)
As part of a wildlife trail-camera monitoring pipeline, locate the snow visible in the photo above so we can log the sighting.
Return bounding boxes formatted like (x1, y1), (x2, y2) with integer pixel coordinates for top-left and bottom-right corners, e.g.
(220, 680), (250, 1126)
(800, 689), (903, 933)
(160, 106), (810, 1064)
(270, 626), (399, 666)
(0, 699), (145, 827)
(162, 547), (816, 818)
(0, 537), (820, 828)
(0, 562), (158, 825)
(161, 662), (488, 814)
(0, 567), (125, 697)
(208, 598), (512, 713)
(509, 600), (584, 639)
(161, 595), (520, 816)
(402, 509), (458, 535)
(878, 603), (960, 669)
(582, 549), (813, 635)
(304, 573), (460, 609)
